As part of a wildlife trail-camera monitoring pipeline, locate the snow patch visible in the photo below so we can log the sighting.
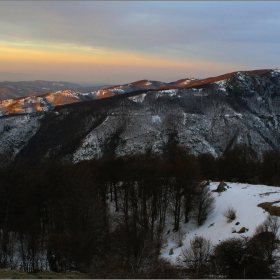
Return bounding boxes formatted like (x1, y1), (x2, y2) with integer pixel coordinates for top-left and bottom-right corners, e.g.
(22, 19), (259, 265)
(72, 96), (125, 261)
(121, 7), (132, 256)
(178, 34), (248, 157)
(162, 89), (178, 96)
(156, 89), (178, 98)
(152, 115), (161, 123)
(73, 131), (102, 162)
(271, 69), (280, 77)
(128, 93), (146, 103)
(161, 182), (280, 263)
(236, 72), (245, 81)
(215, 79), (227, 92)
(272, 201), (280, 207)
(110, 88), (125, 94)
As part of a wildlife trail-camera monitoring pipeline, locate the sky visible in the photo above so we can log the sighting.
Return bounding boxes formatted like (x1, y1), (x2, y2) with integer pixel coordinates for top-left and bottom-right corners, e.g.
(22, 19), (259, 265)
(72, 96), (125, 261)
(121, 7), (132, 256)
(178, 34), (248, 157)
(0, 1), (280, 85)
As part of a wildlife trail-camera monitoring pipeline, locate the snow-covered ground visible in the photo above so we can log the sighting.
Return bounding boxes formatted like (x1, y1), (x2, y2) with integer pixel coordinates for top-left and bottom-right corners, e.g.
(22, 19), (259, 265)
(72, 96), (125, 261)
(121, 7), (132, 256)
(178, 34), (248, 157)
(161, 182), (280, 262)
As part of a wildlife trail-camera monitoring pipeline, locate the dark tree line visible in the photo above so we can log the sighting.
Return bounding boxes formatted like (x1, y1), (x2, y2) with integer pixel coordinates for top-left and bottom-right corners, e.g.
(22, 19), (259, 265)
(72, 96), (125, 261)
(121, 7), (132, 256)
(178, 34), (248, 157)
(199, 144), (280, 186)
(0, 144), (212, 277)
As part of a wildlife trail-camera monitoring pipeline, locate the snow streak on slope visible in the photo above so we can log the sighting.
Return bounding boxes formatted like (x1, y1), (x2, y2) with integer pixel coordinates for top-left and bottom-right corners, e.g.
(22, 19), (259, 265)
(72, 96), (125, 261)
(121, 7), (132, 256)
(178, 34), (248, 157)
(0, 114), (42, 164)
(162, 182), (280, 263)
(215, 79), (227, 93)
(128, 93), (147, 103)
(72, 116), (112, 162)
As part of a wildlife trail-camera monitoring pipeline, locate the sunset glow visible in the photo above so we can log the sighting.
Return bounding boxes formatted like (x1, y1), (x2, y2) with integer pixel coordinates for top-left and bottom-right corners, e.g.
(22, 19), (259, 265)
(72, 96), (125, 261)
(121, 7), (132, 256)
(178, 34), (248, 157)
(0, 41), (196, 67)
(0, 1), (279, 84)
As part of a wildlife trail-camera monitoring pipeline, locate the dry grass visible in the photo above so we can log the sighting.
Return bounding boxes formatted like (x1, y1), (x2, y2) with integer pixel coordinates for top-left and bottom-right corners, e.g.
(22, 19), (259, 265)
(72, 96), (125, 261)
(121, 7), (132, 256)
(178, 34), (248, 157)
(169, 247), (174, 255)
(258, 201), (280, 216)
(259, 191), (279, 197)
(0, 269), (88, 279)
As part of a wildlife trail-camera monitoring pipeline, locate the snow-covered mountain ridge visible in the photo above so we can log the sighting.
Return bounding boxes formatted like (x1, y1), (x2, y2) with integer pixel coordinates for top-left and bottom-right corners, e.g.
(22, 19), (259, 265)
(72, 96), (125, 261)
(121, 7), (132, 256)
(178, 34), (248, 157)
(0, 79), (169, 116)
(0, 69), (279, 165)
(0, 69), (275, 117)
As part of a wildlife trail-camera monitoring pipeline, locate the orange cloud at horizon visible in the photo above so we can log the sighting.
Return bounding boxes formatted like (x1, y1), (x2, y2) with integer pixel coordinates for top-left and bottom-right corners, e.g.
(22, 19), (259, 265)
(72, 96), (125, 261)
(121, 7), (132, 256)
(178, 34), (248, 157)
(0, 41), (240, 83)
(0, 42), (198, 68)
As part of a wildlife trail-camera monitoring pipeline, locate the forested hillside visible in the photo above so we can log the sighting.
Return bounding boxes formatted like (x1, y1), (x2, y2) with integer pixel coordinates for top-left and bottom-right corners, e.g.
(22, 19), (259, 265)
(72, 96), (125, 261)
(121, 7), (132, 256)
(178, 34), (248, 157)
(0, 145), (279, 278)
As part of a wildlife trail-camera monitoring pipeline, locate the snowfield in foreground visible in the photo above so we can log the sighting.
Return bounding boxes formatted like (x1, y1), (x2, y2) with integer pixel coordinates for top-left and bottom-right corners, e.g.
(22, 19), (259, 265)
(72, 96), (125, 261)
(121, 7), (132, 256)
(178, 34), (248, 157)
(162, 182), (280, 262)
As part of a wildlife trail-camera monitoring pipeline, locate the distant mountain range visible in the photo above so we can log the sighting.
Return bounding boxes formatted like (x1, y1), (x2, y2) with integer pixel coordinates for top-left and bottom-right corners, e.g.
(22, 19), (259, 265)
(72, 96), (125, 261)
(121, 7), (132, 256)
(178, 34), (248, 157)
(0, 69), (271, 116)
(0, 80), (111, 101)
(0, 68), (279, 166)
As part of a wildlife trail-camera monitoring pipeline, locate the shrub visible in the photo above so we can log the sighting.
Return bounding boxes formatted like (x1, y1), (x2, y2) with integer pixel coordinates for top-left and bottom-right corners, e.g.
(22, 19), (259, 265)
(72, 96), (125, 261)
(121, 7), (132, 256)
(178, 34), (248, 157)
(169, 247), (174, 255)
(253, 215), (280, 262)
(222, 205), (236, 222)
(175, 229), (185, 247)
(212, 236), (271, 279)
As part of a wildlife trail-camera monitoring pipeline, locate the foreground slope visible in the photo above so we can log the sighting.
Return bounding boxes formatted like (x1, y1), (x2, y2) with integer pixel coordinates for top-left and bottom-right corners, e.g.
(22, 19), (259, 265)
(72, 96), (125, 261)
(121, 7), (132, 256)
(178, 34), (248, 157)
(162, 181), (280, 262)
(0, 69), (279, 165)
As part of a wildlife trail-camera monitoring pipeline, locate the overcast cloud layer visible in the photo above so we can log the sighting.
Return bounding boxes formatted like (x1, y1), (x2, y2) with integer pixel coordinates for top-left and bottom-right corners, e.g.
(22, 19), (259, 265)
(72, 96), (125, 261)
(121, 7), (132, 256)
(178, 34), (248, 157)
(0, 1), (279, 84)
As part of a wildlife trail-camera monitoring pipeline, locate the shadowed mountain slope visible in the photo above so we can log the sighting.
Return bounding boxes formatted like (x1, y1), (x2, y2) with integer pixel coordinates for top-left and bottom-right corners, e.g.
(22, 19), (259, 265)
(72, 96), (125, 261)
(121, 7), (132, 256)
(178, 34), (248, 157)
(0, 69), (279, 166)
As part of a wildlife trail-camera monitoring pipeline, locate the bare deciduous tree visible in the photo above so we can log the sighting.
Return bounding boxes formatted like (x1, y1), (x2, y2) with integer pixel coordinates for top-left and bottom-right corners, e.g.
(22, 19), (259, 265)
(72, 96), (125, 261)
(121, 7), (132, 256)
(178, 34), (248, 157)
(180, 236), (212, 278)
(192, 183), (215, 226)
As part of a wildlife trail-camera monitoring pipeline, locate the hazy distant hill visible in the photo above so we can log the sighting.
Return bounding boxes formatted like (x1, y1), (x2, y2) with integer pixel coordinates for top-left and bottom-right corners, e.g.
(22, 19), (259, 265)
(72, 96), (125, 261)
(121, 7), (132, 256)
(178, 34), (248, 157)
(0, 80), (111, 101)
